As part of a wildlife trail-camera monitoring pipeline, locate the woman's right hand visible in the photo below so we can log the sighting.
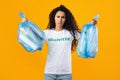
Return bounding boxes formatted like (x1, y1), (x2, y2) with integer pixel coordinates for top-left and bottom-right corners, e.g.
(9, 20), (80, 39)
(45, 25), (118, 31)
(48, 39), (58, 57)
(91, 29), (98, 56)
(21, 18), (27, 22)
(19, 12), (27, 22)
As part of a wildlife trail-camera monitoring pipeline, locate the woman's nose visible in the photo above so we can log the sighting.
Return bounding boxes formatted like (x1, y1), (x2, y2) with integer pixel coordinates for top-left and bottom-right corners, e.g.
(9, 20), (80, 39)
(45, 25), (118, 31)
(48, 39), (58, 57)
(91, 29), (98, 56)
(59, 17), (62, 22)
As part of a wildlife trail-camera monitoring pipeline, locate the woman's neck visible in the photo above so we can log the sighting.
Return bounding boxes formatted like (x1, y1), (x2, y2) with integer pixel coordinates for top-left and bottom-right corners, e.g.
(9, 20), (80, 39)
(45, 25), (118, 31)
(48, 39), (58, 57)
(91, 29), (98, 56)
(55, 27), (63, 31)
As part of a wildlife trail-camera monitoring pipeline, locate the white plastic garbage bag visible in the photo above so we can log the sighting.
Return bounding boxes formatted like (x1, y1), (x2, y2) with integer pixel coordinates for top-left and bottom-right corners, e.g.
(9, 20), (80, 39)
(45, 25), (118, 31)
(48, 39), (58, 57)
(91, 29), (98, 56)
(77, 15), (99, 58)
(18, 12), (45, 52)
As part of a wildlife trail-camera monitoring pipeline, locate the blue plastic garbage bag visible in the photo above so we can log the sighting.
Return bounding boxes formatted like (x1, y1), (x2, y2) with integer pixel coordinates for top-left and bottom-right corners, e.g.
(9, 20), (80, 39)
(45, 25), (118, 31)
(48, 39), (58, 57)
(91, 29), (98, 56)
(18, 12), (45, 52)
(77, 22), (98, 58)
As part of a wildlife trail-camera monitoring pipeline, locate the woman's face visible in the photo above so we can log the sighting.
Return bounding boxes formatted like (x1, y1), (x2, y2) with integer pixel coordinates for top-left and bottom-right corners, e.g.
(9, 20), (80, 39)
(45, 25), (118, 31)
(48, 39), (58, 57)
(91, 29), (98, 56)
(54, 11), (66, 28)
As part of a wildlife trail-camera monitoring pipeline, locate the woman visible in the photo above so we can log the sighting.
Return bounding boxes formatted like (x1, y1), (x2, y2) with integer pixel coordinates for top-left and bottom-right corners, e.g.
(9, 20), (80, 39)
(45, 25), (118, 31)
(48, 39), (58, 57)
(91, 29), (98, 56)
(43, 5), (80, 80)
(21, 5), (97, 80)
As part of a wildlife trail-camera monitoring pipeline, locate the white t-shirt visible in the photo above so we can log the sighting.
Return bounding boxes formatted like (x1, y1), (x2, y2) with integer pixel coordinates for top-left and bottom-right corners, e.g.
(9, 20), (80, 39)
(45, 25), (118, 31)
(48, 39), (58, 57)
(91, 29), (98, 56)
(43, 29), (80, 74)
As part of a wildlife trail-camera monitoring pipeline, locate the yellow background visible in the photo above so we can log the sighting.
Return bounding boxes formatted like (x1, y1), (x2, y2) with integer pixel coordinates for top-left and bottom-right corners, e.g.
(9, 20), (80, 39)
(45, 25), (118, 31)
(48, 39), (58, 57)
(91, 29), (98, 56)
(0, 0), (119, 80)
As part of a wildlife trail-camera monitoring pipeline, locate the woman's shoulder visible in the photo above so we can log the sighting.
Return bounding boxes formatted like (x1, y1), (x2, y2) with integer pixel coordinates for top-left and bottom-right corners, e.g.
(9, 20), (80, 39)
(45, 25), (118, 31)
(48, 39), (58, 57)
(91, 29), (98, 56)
(43, 28), (49, 31)
(43, 28), (55, 34)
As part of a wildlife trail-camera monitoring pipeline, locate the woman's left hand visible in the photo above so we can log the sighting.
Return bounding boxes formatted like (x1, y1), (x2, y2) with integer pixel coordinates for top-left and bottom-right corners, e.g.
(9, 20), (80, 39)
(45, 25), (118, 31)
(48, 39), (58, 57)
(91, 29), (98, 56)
(92, 19), (97, 25)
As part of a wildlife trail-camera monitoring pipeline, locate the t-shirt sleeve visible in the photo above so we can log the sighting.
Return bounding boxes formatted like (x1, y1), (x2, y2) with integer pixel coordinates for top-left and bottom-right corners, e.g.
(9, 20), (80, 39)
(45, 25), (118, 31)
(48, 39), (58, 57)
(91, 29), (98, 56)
(43, 29), (48, 40)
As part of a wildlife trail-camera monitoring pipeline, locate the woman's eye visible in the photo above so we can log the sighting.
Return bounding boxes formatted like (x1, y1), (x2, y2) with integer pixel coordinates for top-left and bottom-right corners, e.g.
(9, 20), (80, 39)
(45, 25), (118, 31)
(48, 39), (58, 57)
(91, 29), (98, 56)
(56, 16), (65, 19)
(57, 16), (60, 18)
(62, 16), (65, 18)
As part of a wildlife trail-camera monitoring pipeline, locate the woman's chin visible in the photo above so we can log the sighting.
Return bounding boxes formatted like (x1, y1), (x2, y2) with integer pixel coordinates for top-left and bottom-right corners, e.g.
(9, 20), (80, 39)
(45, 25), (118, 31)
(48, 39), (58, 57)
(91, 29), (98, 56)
(56, 25), (63, 28)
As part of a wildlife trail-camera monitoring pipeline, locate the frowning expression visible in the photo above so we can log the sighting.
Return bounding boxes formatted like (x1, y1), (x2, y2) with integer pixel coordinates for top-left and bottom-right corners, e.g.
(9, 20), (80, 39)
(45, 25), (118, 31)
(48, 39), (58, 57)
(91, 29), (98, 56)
(54, 11), (66, 28)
